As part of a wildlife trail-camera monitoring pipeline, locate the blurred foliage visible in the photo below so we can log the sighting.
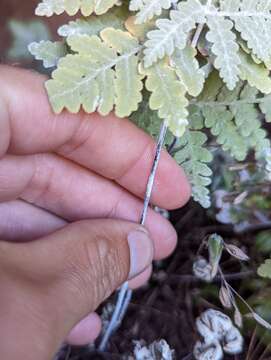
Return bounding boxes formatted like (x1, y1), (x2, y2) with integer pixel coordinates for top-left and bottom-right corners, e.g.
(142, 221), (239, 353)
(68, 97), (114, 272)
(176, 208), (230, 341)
(7, 19), (51, 61)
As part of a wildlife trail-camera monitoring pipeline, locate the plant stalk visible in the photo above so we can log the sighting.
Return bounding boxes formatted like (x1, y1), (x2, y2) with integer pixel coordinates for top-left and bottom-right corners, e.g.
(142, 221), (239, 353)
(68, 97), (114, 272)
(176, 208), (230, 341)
(98, 121), (168, 351)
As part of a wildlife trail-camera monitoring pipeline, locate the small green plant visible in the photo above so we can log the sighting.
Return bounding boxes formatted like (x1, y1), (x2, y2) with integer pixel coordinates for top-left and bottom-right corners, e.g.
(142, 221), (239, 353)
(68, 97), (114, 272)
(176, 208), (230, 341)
(29, 0), (271, 209)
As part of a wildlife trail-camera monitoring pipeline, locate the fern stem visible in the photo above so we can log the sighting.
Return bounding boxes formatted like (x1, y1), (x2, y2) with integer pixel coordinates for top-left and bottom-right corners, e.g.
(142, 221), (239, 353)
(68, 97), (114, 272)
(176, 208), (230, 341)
(98, 121), (168, 351)
(140, 121), (168, 224)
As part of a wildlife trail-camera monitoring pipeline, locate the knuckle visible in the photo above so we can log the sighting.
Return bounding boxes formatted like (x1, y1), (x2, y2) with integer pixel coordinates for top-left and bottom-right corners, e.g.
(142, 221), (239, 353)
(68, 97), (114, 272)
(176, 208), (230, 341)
(56, 114), (98, 158)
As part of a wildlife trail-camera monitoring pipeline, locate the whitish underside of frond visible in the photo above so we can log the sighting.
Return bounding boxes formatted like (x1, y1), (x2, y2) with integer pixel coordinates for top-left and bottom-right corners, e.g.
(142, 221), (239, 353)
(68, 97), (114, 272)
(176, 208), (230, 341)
(171, 45), (205, 97)
(28, 40), (67, 68)
(141, 61), (189, 137)
(35, 0), (119, 17)
(206, 16), (240, 90)
(130, 0), (175, 24)
(143, 0), (205, 67)
(58, 12), (125, 37)
(45, 29), (143, 117)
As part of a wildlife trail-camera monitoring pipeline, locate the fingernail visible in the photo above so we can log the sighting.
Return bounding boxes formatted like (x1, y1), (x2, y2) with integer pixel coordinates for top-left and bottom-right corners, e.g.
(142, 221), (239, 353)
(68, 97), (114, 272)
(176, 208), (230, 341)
(127, 228), (154, 279)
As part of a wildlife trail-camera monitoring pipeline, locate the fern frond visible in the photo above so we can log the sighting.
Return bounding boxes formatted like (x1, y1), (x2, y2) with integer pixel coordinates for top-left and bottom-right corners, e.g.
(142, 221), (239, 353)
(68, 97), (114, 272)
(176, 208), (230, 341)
(203, 105), (248, 161)
(58, 11), (125, 37)
(130, 0), (174, 25)
(140, 61), (189, 136)
(174, 129), (213, 208)
(206, 16), (240, 90)
(28, 40), (67, 68)
(171, 45), (205, 97)
(46, 29), (143, 117)
(194, 71), (271, 162)
(143, 0), (205, 67)
(35, 0), (119, 17)
(223, 0), (271, 63)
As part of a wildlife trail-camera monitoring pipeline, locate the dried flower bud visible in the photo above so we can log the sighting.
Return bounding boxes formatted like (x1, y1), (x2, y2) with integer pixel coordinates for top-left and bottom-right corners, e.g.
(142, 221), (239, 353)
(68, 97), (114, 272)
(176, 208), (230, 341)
(219, 286), (233, 309)
(224, 244), (249, 261)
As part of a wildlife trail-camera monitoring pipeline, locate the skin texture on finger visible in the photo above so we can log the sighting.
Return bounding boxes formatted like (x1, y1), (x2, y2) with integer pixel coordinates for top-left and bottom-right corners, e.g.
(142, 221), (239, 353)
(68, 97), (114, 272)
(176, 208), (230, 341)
(0, 200), (152, 346)
(0, 219), (153, 359)
(0, 65), (191, 209)
(0, 154), (177, 259)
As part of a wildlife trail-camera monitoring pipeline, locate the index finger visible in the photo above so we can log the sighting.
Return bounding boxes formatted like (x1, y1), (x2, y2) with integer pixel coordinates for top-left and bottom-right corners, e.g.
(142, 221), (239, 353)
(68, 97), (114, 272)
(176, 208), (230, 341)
(0, 66), (190, 209)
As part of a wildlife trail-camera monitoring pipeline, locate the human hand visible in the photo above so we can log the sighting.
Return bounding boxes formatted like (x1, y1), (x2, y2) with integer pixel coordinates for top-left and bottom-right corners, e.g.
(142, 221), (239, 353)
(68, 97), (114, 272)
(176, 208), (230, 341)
(0, 65), (190, 359)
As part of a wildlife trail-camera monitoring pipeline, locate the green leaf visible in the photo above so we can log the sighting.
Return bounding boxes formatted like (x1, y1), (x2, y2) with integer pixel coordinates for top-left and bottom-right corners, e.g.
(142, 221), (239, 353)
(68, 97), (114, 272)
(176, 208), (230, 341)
(208, 234), (224, 278)
(141, 60), (189, 137)
(206, 15), (241, 90)
(46, 29), (143, 117)
(258, 259), (271, 279)
(7, 19), (51, 61)
(28, 40), (67, 68)
(171, 45), (205, 97)
(174, 129), (212, 207)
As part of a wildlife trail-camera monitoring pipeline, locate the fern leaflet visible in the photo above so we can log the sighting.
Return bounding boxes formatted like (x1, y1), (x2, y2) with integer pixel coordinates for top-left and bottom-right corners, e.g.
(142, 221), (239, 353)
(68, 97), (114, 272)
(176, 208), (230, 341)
(46, 29), (143, 117)
(171, 45), (205, 97)
(35, 0), (119, 17)
(129, 0), (175, 25)
(174, 129), (213, 208)
(140, 61), (189, 137)
(143, 0), (205, 67)
(206, 15), (240, 90)
(28, 41), (67, 68)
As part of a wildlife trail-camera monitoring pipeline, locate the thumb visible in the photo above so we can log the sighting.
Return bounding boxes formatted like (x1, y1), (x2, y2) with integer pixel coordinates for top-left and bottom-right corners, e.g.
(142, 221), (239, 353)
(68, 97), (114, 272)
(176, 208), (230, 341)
(0, 219), (153, 360)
